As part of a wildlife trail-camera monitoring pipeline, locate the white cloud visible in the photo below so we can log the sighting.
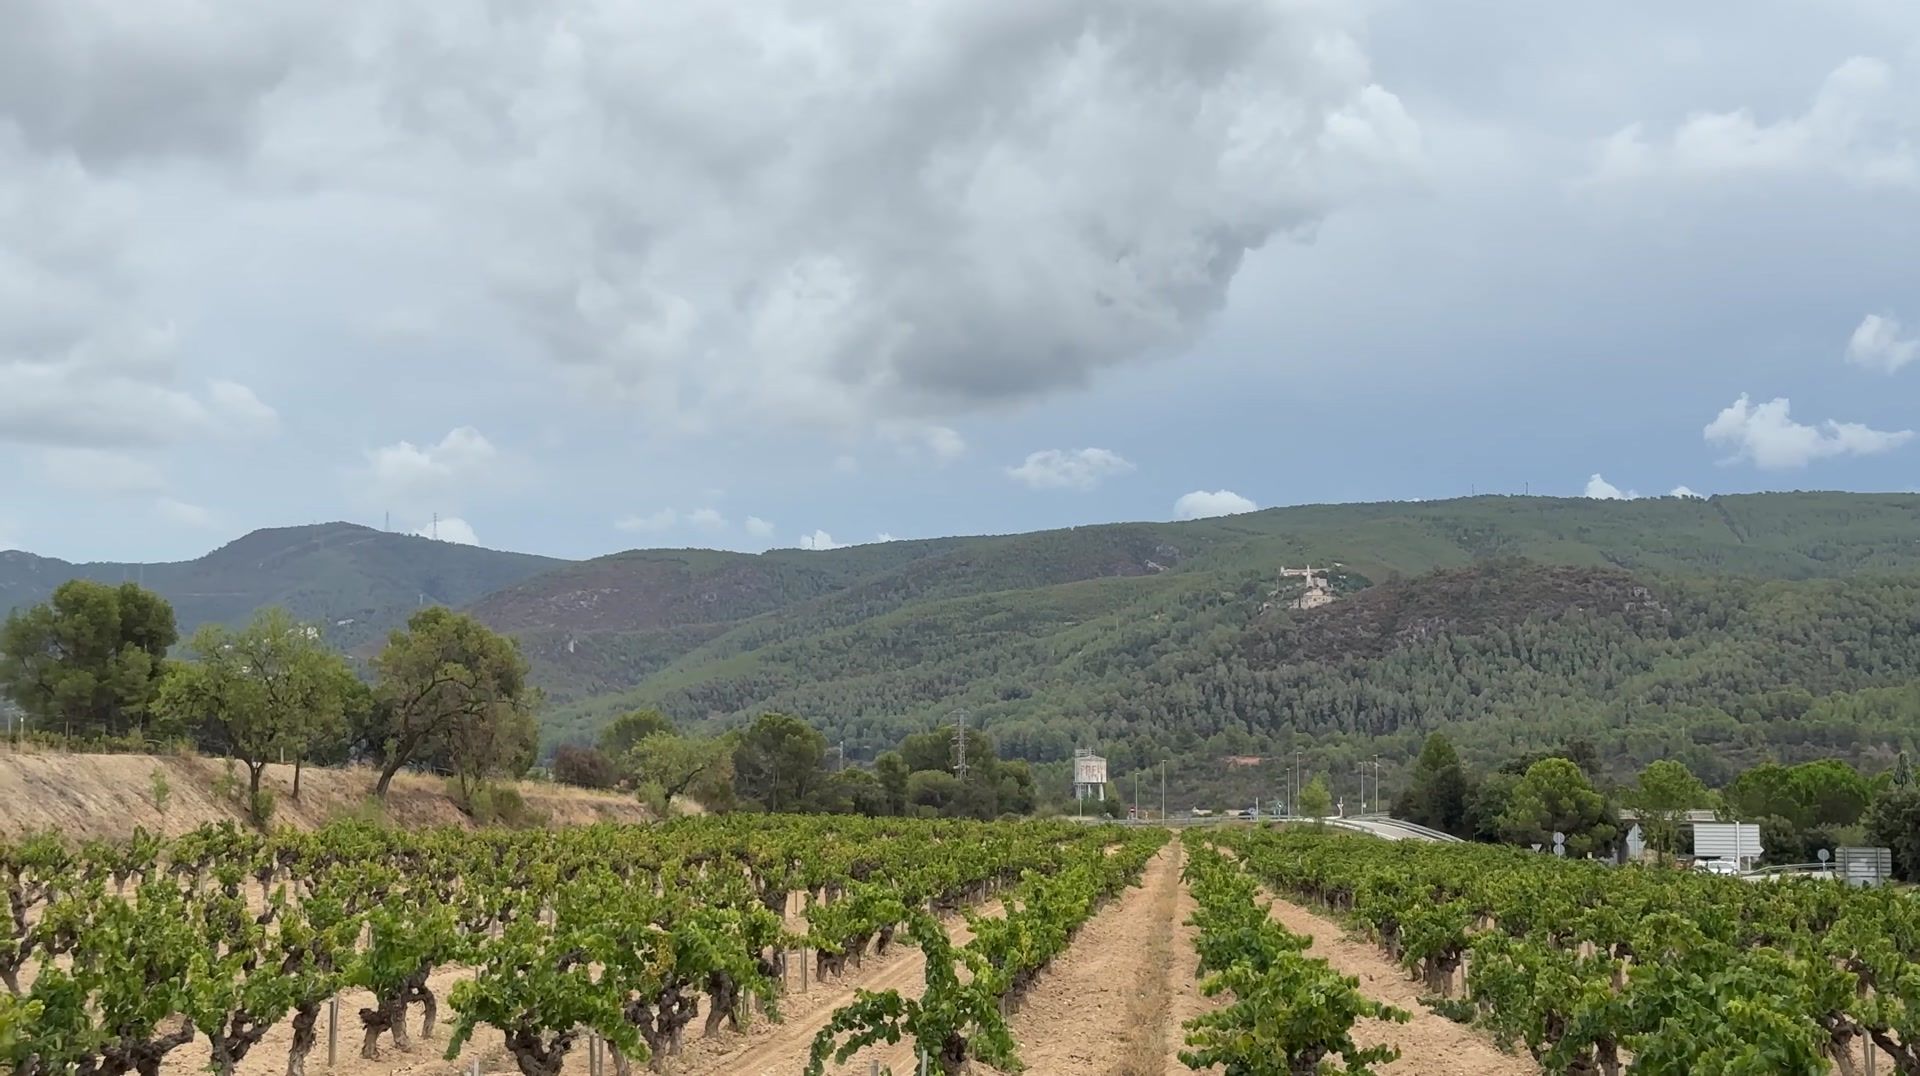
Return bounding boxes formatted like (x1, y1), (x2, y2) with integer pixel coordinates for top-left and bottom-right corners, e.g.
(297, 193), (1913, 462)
(1006, 448), (1136, 491)
(1593, 57), (1918, 187)
(1583, 474), (1636, 500)
(1846, 314), (1919, 374)
(744, 516), (775, 539)
(1174, 489), (1258, 520)
(875, 532), (898, 543)
(363, 426), (501, 505)
(155, 498), (216, 528)
(409, 517), (480, 545)
(880, 423), (967, 463)
(1704, 393), (1913, 469)
(1669, 485), (1703, 499)
(206, 380), (280, 435)
(800, 530), (846, 551)
(35, 448), (167, 496)
(616, 506), (728, 533)
(615, 509), (679, 533)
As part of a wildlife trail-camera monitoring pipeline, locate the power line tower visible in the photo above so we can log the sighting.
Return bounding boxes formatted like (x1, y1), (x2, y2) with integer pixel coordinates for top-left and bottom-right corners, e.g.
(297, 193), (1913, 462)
(951, 710), (969, 780)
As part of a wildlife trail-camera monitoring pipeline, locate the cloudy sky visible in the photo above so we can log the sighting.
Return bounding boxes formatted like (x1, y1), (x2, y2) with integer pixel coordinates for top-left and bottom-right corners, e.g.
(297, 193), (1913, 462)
(3, 0), (1918, 561)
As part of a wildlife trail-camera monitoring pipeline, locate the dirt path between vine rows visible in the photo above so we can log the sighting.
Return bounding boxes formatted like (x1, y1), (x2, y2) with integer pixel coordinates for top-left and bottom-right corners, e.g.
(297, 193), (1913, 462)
(1263, 896), (1539, 1076)
(975, 842), (1216, 1076)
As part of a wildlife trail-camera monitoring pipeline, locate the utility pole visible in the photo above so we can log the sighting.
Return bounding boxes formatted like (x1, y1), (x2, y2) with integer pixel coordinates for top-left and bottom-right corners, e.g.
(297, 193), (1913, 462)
(1133, 771), (1139, 820)
(1160, 759), (1169, 822)
(1373, 755), (1381, 816)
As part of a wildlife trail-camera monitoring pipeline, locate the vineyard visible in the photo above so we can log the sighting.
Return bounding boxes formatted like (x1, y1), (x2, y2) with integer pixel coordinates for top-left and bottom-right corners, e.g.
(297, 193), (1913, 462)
(0, 816), (1168, 1076)
(6, 817), (1917, 1076)
(1212, 827), (1920, 1075)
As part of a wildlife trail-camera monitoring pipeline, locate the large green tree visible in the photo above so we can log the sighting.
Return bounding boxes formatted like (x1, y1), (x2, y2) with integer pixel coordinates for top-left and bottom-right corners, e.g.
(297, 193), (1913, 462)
(1722, 763), (1803, 825)
(1297, 774), (1333, 820)
(0, 580), (176, 739)
(598, 709), (674, 758)
(731, 712), (828, 812)
(1787, 759), (1871, 827)
(1497, 758), (1618, 857)
(1393, 733), (1470, 835)
(873, 751), (911, 816)
(627, 732), (735, 813)
(1864, 786), (1920, 883)
(1628, 759), (1712, 860)
(155, 608), (358, 823)
(368, 607), (536, 800)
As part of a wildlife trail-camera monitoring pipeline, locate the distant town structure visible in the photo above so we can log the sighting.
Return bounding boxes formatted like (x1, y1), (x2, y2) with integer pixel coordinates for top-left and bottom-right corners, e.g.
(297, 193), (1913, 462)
(1276, 565), (1339, 610)
(1071, 749), (1108, 803)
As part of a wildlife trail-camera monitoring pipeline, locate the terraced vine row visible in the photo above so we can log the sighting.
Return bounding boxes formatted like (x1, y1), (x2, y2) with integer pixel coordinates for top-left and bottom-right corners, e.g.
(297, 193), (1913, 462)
(807, 826), (1166, 1074)
(0, 816), (1138, 1076)
(1178, 836), (1408, 1076)
(1218, 826), (1920, 1076)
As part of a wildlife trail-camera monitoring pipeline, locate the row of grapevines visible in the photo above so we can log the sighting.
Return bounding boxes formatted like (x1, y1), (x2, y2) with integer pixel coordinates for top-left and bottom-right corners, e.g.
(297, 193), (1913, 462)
(808, 826), (1168, 1075)
(0, 815), (1130, 1076)
(1221, 826), (1920, 1075)
(1177, 836), (1407, 1076)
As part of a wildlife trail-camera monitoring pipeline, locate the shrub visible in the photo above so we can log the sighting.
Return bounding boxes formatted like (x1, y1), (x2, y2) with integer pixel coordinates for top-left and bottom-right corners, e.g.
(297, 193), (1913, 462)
(551, 744), (619, 790)
(449, 779), (550, 829)
(149, 768), (172, 815)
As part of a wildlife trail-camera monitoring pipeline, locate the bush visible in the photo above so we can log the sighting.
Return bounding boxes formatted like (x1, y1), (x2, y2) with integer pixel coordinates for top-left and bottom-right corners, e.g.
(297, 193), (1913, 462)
(248, 787), (277, 828)
(1865, 787), (1920, 882)
(551, 744), (620, 790)
(449, 779), (550, 829)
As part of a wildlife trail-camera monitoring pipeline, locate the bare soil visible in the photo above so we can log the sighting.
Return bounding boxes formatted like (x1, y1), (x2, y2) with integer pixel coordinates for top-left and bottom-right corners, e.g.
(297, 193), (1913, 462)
(977, 843), (1206, 1076)
(1158, 850), (1219, 1074)
(1262, 895), (1539, 1076)
(0, 749), (652, 839)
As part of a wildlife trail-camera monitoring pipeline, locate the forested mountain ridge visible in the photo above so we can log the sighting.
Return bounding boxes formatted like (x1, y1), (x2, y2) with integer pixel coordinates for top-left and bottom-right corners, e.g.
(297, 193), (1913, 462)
(510, 492), (1920, 717)
(8, 494), (1920, 787)
(0, 523), (561, 651)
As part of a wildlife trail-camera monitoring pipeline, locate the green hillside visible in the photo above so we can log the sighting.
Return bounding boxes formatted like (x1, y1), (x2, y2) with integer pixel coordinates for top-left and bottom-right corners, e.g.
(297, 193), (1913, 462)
(529, 493), (1920, 783)
(0, 523), (562, 651)
(9, 494), (1920, 796)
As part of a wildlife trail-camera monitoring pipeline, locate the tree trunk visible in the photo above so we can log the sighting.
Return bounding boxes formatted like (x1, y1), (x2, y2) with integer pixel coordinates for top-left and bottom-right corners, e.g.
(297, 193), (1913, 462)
(374, 763), (399, 800)
(247, 761), (268, 824)
(292, 757), (304, 800)
(286, 1001), (320, 1076)
(359, 994), (409, 1059)
(408, 978), (437, 1040)
(127, 1023), (196, 1076)
(503, 1028), (573, 1076)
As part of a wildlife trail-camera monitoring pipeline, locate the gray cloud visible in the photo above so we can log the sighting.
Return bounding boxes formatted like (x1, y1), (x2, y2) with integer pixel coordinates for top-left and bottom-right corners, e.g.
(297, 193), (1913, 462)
(0, 0), (316, 168)
(20, 1), (1413, 439)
